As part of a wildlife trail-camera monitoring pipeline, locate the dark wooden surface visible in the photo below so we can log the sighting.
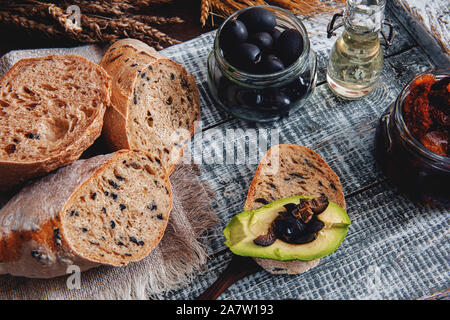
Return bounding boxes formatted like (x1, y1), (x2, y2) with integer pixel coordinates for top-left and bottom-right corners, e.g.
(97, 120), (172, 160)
(156, 6), (449, 300)
(0, 1), (448, 300)
(0, 0), (213, 57)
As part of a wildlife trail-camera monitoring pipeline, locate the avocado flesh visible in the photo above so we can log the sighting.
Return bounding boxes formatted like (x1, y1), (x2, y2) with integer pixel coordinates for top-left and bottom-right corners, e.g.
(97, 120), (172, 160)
(224, 196), (350, 261)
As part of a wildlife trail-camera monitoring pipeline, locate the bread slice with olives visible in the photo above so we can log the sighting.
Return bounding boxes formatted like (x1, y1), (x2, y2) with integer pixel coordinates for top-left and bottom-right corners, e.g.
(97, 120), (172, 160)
(0, 150), (172, 278)
(244, 144), (346, 274)
(100, 39), (201, 175)
(0, 54), (111, 191)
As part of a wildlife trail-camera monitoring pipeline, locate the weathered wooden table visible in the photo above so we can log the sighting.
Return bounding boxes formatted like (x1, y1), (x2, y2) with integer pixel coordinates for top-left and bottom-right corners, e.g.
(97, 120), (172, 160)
(153, 2), (448, 300)
(0, 1), (448, 300)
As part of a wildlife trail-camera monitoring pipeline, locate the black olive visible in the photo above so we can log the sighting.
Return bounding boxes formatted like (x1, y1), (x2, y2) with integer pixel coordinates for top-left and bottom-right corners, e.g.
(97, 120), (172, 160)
(308, 218), (325, 233)
(273, 211), (324, 245)
(283, 203), (298, 213)
(259, 54), (284, 73)
(270, 28), (281, 42)
(225, 87), (239, 106)
(219, 79), (240, 106)
(271, 92), (291, 109)
(237, 90), (264, 107)
(309, 196), (329, 214)
(248, 32), (273, 52)
(290, 232), (318, 244)
(223, 51), (236, 67)
(253, 228), (276, 246)
(286, 77), (309, 100)
(228, 43), (261, 72)
(259, 88), (284, 111)
(237, 7), (276, 32)
(273, 216), (296, 240)
(219, 19), (248, 50)
(274, 215), (315, 244)
(259, 87), (289, 111)
(274, 28), (304, 66)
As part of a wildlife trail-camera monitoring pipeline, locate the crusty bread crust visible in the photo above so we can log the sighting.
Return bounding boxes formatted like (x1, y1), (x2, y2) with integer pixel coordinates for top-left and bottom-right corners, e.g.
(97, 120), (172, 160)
(0, 153), (114, 278)
(100, 39), (200, 175)
(253, 259), (320, 275)
(0, 54), (112, 191)
(244, 144), (346, 274)
(0, 150), (172, 278)
(99, 39), (162, 118)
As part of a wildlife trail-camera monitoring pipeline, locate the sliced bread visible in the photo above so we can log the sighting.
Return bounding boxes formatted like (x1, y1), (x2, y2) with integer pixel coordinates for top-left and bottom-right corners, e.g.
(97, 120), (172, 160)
(0, 150), (172, 278)
(244, 144), (346, 274)
(100, 39), (201, 175)
(0, 54), (111, 190)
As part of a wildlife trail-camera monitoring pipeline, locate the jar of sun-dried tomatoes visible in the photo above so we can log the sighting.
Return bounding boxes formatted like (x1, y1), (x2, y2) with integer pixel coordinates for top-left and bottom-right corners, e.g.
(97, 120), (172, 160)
(375, 69), (450, 207)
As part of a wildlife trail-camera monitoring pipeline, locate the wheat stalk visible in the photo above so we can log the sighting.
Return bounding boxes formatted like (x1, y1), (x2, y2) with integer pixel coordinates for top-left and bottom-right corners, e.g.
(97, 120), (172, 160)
(119, 0), (175, 4)
(269, 0), (330, 15)
(25, 1), (82, 33)
(82, 15), (180, 48)
(133, 14), (184, 25)
(68, 0), (128, 16)
(1, 4), (48, 19)
(110, 0), (175, 10)
(203, 0), (345, 26)
(0, 0), (184, 49)
(0, 11), (62, 39)
(0, 10), (116, 44)
(221, 0), (247, 11)
(47, 3), (82, 33)
(200, 0), (211, 27)
(211, 0), (234, 17)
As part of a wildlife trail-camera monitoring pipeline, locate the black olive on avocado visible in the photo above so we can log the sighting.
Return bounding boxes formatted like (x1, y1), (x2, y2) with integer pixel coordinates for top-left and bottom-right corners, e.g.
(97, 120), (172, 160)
(223, 196), (350, 261)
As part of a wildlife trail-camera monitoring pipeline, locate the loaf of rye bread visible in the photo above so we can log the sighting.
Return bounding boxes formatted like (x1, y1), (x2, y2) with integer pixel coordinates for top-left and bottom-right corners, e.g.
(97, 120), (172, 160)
(0, 150), (172, 278)
(244, 144), (346, 274)
(100, 39), (201, 175)
(0, 54), (111, 190)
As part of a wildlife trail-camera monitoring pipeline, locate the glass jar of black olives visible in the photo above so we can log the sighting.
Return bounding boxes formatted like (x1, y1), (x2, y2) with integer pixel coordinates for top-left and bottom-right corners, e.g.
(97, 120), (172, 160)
(375, 69), (450, 207)
(207, 5), (317, 122)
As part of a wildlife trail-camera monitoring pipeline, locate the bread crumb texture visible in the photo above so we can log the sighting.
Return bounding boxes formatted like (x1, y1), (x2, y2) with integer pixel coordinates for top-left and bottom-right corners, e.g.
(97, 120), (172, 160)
(61, 150), (172, 266)
(100, 39), (200, 174)
(246, 144), (346, 211)
(0, 55), (110, 161)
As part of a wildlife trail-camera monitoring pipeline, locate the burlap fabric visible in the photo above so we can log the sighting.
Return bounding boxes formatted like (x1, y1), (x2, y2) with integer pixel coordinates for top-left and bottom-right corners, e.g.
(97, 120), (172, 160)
(0, 45), (218, 300)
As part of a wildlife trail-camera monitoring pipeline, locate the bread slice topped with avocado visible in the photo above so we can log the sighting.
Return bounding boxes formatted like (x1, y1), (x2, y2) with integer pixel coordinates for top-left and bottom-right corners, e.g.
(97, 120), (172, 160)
(224, 144), (350, 274)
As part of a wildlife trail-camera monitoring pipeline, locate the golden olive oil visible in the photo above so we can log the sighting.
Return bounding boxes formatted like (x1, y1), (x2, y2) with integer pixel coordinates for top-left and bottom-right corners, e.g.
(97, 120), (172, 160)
(326, 0), (387, 99)
(327, 27), (383, 99)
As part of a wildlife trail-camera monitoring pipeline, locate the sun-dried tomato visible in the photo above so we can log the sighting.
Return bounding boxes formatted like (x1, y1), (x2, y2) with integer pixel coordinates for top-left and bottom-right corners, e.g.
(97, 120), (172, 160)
(403, 74), (449, 156)
(420, 131), (448, 156)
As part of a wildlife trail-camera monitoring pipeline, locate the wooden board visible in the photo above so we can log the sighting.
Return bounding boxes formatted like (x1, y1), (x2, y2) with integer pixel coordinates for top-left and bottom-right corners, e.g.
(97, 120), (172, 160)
(0, 4), (447, 300)
(388, 0), (450, 67)
(158, 7), (449, 300)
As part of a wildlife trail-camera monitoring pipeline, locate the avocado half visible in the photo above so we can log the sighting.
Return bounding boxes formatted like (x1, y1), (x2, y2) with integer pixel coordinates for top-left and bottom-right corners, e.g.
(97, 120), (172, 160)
(223, 196), (351, 261)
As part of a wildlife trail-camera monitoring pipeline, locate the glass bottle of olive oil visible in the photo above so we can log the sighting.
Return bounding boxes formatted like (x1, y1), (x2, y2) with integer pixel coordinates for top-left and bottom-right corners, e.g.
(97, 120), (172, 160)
(327, 0), (386, 99)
